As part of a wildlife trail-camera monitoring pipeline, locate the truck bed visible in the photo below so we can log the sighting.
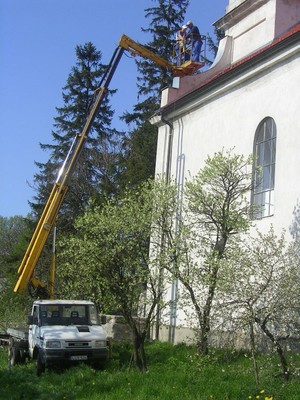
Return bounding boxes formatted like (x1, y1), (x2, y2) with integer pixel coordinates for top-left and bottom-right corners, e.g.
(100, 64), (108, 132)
(7, 327), (28, 341)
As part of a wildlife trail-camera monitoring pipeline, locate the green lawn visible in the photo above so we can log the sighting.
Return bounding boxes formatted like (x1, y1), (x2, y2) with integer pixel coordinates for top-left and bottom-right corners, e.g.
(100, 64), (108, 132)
(1, 341), (300, 399)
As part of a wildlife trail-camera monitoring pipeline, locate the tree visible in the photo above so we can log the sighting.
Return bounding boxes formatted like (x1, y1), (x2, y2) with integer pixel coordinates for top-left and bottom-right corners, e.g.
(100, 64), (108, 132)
(135, 0), (189, 117)
(57, 179), (177, 371)
(205, 26), (225, 66)
(219, 228), (300, 382)
(119, 0), (189, 189)
(31, 42), (119, 228)
(118, 121), (158, 189)
(0, 215), (30, 277)
(0, 279), (32, 332)
(0, 216), (33, 330)
(24, 43), (121, 291)
(163, 150), (254, 354)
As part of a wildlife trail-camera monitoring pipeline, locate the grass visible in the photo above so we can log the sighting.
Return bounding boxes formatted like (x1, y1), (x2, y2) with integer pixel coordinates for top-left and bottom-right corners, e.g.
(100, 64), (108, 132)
(1, 341), (300, 399)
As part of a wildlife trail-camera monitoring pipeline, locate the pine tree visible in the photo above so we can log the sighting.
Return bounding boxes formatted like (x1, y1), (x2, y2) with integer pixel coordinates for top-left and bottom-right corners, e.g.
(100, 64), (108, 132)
(124, 0), (189, 123)
(119, 0), (189, 189)
(31, 42), (119, 229)
(119, 121), (157, 188)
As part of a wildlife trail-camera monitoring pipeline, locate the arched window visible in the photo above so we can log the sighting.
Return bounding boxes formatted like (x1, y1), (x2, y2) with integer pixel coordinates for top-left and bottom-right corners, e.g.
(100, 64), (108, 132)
(252, 117), (276, 218)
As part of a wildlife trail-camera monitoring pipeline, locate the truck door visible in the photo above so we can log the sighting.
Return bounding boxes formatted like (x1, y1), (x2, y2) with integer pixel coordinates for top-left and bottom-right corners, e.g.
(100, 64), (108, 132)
(28, 305), (40, 357)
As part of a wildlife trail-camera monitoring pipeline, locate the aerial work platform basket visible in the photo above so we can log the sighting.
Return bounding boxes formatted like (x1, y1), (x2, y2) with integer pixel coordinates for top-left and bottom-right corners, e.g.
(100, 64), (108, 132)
(173, 35), (207, 75)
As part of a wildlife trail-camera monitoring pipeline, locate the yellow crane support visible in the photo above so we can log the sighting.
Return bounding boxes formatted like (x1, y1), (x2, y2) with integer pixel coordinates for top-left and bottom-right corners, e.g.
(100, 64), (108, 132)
(119, 34), (205, 77)
(14, 34), (205, 298)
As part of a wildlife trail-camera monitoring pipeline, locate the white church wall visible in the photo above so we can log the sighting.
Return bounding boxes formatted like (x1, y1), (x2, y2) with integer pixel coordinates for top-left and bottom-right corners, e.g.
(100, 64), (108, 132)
(156, 43), (300, 240)
(228, 1), (276, 62)
(152, 0), (300, 346)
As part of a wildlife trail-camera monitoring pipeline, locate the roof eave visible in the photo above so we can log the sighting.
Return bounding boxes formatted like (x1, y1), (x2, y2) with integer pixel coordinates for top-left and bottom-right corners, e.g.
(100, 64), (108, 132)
(157, 24), (300, 118)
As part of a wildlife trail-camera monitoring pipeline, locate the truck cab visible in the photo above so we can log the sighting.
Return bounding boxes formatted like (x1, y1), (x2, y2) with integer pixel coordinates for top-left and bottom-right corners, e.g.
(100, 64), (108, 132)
(28, 299), (108, 375)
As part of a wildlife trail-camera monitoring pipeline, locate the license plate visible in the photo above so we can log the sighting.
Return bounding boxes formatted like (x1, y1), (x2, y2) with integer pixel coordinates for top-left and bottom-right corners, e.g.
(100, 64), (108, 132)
(70, 355), (88, 361)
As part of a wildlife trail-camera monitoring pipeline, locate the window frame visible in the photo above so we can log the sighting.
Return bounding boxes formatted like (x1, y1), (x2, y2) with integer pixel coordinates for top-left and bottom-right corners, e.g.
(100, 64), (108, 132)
(252, 117), (277, 219)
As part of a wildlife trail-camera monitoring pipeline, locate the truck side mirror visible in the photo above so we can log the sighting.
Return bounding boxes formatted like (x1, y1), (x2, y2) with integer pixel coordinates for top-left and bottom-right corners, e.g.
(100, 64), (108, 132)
(100, 315), (107, 325)
(28, 315), (34, 325)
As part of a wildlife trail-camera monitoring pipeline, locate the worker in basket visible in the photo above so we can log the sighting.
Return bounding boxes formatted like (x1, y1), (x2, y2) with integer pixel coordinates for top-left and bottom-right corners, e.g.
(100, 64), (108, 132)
(175, 24), (189, 65)
(185, 20), (203, 62)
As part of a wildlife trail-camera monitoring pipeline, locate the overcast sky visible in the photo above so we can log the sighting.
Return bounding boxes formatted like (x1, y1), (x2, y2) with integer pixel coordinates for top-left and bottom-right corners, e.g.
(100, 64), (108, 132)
(0, 0), (227, 217)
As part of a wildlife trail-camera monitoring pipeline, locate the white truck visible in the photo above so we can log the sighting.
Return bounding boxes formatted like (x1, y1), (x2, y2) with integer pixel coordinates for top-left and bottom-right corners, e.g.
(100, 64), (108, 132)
(8, 299), (108, 375)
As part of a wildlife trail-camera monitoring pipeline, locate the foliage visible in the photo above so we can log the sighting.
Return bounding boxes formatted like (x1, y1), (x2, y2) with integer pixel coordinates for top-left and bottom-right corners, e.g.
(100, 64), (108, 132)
(163, 150), (254, 354)
(31, 42), (120, 228)
(21, 42), (122, 294)
(57, 179), (178, 370)
(127, 0), (189, 122)
(117, 120), (158, 191)
(218, 227), (300, 381)
(0, 281), (31, 332)
(1, 342), (300, 399)
(0, 215), (29, 268)
(0, 215), (33, 330)
(119, 0), (189, 190)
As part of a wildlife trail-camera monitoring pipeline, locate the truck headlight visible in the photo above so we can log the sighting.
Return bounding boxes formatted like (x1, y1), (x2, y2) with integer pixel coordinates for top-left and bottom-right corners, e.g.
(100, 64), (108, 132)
(95, 340), (106, 348)
(46, 340), (61, 349)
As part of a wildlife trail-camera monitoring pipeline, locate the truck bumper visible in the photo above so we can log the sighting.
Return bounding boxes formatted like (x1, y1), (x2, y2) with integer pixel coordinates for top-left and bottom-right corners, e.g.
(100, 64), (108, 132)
(41, 348), (108, 365)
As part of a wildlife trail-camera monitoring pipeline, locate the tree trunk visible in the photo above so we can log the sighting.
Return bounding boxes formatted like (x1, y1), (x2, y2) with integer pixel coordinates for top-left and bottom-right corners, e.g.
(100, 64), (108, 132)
(131, 328), (147, 372)
(197, 322), (209, 355)
(249, 320), (260, 386)
(197, 257), (220, 355)
(255, 317), (290, 381)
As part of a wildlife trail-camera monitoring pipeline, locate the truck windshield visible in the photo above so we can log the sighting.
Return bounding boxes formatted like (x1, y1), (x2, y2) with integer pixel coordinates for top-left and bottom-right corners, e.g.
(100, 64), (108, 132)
(39, 304), (99, 326)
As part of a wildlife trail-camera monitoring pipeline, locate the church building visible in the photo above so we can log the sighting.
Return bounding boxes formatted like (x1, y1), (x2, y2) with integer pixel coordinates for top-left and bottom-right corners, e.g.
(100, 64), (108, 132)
(151, 0), (300, 343)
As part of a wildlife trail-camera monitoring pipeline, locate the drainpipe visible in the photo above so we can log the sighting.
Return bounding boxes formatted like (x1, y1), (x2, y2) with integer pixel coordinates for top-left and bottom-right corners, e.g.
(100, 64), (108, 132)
(155, 114), (178, 344)
(161, 115), (173, 183)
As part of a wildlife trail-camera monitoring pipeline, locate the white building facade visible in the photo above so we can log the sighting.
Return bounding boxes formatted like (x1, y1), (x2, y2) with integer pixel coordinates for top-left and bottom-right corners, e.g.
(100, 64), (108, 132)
(151, 0), (300, 343)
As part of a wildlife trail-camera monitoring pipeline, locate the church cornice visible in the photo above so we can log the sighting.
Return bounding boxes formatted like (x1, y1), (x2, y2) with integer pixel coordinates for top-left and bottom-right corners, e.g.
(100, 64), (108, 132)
(214, 0), (269, 31)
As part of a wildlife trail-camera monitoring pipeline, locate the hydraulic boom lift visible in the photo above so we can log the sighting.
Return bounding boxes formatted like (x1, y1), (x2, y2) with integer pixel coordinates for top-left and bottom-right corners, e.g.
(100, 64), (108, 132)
(14, 34), (205, 299)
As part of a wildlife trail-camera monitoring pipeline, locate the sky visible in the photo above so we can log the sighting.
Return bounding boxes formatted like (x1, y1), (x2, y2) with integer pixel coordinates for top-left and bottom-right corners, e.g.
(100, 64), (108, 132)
(0, 0), (227, 218)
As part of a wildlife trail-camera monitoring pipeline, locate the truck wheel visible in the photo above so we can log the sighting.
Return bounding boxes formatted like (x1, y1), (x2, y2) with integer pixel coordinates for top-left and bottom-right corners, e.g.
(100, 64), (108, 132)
(19, 349), (27, 364)
(36, 351), (45, 376)
(9, 345), (21, 367)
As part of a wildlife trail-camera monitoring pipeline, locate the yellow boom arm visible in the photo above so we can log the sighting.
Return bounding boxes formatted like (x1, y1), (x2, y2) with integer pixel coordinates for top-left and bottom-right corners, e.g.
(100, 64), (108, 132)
(119, 34), (204, 77)
(14, 34), (204, 297)
(14, 86), (108, 297)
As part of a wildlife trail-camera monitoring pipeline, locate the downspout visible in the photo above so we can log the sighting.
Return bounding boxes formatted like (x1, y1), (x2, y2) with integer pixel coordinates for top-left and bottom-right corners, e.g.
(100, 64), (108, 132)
(162, 115), (173, 183)
(155, 114), (178, 344)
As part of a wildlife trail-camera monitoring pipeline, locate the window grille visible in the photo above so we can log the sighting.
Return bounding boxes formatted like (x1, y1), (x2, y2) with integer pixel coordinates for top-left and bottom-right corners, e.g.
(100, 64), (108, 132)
(252, 117), (276, 218)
